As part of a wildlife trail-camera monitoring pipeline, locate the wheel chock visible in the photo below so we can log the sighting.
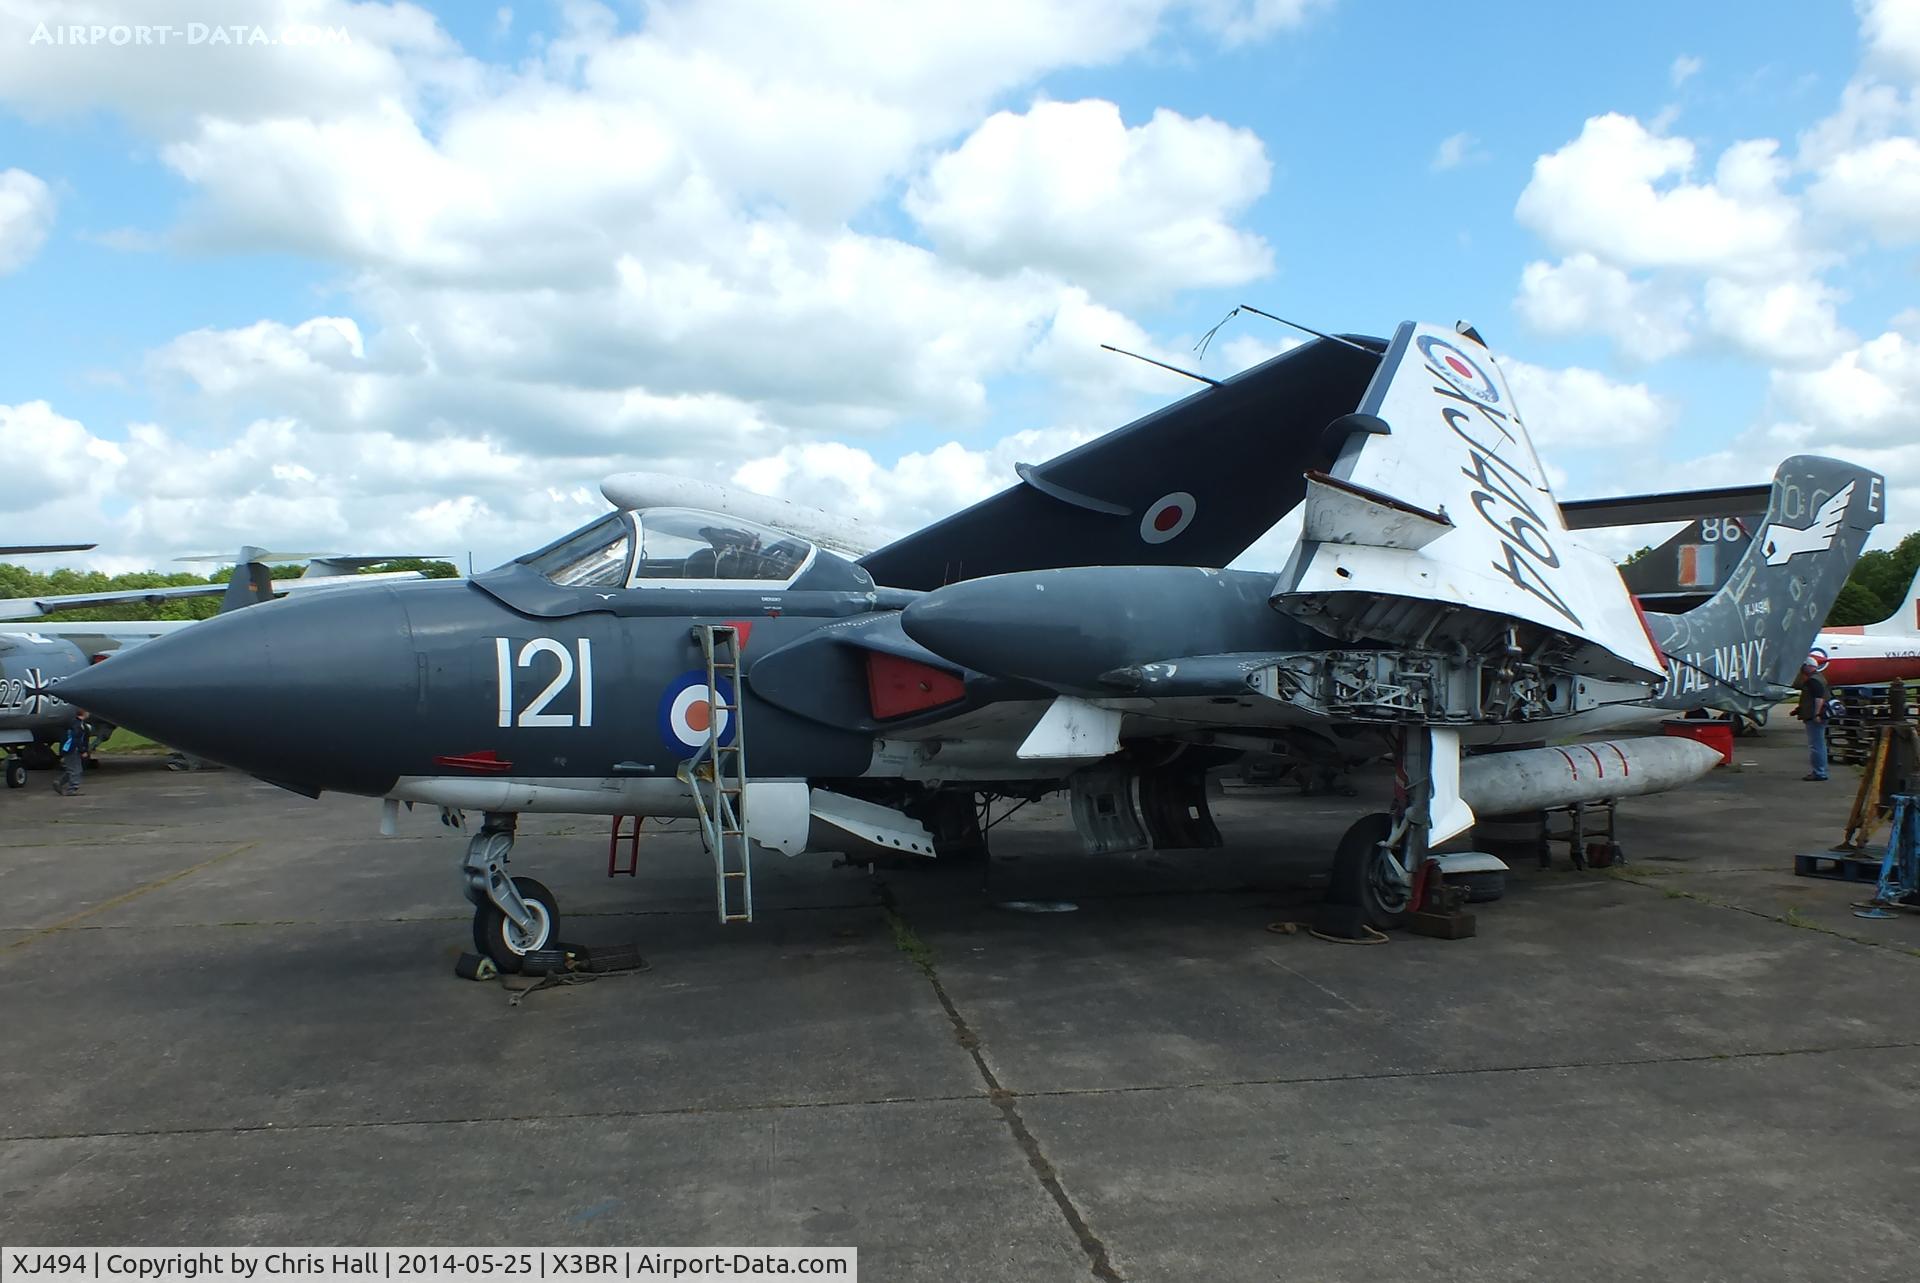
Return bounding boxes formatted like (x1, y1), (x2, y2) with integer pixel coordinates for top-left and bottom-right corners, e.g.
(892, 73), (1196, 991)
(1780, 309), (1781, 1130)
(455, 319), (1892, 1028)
(520, 948), (571, 976)
(454, 951), (499, 981)
(1408, 909), (1477, 939)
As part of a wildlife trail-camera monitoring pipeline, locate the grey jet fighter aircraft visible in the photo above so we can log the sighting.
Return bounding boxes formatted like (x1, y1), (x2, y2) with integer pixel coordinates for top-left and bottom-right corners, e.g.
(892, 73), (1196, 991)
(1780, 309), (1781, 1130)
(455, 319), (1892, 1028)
(56, 321), (1884, 968)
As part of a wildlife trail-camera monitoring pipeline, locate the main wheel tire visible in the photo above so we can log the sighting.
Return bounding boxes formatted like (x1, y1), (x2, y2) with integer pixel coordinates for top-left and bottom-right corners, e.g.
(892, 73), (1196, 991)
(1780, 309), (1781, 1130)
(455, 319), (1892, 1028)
(1329, 811), (1410, 931)
(4, 759), (25, 789)
(473, 876), (560, 974)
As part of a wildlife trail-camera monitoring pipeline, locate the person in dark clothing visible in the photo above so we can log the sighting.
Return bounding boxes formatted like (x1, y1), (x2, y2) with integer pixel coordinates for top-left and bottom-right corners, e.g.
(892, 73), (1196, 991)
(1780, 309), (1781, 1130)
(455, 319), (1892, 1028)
(1793, 660), (1831, 781)
(54, 712), (88, 796)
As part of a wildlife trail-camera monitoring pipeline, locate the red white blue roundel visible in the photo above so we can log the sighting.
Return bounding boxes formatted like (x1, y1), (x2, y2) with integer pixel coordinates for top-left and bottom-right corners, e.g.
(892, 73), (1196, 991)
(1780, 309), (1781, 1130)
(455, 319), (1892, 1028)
(1806, 647), (1829, 673)
(659, 672), (736, 752)
(1416, 335), (1500, 407)
(1140, 491), (1196, 544)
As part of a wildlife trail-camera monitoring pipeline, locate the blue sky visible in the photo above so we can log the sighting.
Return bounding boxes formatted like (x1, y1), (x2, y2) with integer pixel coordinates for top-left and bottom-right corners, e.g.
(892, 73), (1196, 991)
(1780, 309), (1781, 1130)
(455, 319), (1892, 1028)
(1, 0), (1915, 569)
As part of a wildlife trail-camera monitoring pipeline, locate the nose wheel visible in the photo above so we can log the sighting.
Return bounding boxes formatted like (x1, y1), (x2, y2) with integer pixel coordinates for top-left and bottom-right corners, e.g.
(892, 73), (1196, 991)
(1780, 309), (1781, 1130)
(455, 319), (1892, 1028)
(5, 757), (26, 789)
(460, 812), (562, 972)
(473, 876), (560, 970)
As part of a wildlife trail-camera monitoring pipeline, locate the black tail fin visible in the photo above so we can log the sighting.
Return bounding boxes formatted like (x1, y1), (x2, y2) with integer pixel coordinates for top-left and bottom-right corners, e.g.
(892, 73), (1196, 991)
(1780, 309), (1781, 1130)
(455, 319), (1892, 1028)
(218, 547), (277, 614)
(857, 335), (1383, 589)
(1645, 455), (1885, 713)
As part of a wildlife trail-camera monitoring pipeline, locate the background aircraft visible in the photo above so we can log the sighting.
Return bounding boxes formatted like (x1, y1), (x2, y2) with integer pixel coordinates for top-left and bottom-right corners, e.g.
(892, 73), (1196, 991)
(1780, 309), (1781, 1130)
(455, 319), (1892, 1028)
(2, 549), (440, 784)
(1608, 507), (1920, 691)
(0, 544), (100, 786)
(1811, 569), (1920, 686)
(56, 321), (1883, 968)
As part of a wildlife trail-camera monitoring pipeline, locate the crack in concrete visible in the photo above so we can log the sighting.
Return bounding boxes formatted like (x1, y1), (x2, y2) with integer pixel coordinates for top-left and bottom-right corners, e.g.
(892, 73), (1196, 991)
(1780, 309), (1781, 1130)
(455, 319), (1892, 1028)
(876, 883), (1122, 1283)
(3, 840), (262, 954)
(1609, 870), (1920, 961)
(5, 1038), (1916, 1148)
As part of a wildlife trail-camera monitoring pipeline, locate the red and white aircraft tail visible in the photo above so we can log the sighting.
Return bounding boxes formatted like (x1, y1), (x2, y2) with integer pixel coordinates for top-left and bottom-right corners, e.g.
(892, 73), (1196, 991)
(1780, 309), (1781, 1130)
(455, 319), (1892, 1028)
(1811, 566), (1920, 685)
(1863, 566), (1920, 636)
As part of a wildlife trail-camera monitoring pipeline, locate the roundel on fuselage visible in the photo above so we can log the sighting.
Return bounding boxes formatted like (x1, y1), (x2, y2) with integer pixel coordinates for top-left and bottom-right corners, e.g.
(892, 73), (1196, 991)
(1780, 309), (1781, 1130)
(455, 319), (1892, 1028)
(659, 672), (736, 753)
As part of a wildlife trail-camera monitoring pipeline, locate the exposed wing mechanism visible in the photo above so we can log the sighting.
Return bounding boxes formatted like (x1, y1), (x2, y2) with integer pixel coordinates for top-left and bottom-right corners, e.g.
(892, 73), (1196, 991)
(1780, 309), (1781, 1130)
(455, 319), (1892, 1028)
(1271, 322), (1665, 683)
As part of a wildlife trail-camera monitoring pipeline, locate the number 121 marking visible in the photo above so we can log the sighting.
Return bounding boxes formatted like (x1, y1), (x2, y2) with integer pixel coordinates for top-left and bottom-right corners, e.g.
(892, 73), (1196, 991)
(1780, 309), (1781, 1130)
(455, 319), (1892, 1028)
(494, 637), (594, 728)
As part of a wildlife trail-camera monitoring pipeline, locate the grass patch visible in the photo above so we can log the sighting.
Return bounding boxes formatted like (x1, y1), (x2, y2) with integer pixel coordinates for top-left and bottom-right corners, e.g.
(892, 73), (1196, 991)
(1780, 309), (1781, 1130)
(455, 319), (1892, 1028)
(98, 726), (172, 755)
(884, 907), (935, 976)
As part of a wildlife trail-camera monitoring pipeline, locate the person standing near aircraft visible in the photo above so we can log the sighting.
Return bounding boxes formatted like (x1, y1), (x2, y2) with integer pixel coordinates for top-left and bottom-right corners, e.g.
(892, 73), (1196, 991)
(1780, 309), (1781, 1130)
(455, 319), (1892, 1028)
(1794, 660), (1832, 781)
(54, 711), (87, 795)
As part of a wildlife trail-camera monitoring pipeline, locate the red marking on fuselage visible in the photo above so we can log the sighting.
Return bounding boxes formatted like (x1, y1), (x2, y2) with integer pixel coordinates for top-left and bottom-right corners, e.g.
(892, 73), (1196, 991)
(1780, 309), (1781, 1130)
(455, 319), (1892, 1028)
(1607, 743), (1630, 776)
(1153, 506), (1183, 532)
(1629, 594), (1665, 669)
(1582, 745), (1606, 777)
(866, 652), (968, 720)
(1446, 355), (1473, 378)
(684, 700), (712, 733)
(1819, 655), (1920, 685)
(1553, 746), (1580, 780)
(723, 619), (755, 650)
(435, 750), (514, 774)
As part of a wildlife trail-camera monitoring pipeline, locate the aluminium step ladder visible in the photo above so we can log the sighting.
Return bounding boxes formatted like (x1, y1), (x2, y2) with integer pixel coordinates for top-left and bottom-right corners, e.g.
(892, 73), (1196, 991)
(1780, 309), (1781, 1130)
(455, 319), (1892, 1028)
(678, 624), (753, 923)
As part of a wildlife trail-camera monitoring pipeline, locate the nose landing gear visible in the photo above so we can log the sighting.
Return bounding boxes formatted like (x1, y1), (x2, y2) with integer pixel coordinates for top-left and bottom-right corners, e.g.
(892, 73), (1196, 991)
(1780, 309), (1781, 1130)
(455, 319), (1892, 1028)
(461, 811), (561, 971)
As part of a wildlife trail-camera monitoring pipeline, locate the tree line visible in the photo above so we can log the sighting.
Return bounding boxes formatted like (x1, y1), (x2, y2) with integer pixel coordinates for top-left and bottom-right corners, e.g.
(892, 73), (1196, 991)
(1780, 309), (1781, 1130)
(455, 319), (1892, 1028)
(0, 558), (461, 622)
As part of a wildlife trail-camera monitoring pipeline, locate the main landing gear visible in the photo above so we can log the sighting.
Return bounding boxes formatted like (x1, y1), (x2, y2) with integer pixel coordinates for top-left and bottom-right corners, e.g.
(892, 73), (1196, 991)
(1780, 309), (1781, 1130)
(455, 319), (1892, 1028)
(1330, 811), (1412, 931)
(461, 811), (561, 972)
(1325, 729), (1480, 932)
(5, 757), (26, 789)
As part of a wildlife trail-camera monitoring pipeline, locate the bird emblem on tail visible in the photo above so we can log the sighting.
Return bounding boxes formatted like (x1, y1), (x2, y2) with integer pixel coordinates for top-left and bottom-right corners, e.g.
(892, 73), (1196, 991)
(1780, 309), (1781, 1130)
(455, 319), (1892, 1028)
(1762, 481), (1853, 566)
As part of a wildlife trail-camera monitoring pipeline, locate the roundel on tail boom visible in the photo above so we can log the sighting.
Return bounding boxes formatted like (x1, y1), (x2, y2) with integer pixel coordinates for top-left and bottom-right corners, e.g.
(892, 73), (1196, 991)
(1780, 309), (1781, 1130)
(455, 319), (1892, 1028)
(1140, 492), (1197, 544)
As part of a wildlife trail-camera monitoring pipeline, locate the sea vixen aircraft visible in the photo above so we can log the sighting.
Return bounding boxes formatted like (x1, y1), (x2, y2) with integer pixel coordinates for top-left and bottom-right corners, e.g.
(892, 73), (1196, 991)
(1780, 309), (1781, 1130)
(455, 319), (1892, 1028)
(57, 321), (1882, 965)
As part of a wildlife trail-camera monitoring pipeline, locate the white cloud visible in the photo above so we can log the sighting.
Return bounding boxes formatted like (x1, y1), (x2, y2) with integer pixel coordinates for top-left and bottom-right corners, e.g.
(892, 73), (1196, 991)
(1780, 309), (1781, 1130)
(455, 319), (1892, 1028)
(1808, 134), (1920, 243)
(0, 401), (124, 517)
(0, 0), (1324, 569)
(1501, 359), (1676, 450)
(906, 99), (1272, 301)
(1670, 54), (1704, 87)
(0, 0), (470, 129)
(1430, 131), (1486, 172)
(730, 426), (1099, 537)
(1861, 0), (1920, 82)
(1701, 276), (1855, 367)
(1516, 114), (1809, 280)
(0, 167), (55, 273)
(1185, 0), (1331, 45)
(1515, 253), (1694, 362)
(1771, 327), (1920, 443)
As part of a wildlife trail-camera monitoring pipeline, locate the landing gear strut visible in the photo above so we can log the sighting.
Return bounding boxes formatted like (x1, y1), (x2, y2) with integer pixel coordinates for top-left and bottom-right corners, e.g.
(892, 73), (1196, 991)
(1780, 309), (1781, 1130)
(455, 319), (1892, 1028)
(461, 811), (561, 972)
(1324, 729), (1469, 932)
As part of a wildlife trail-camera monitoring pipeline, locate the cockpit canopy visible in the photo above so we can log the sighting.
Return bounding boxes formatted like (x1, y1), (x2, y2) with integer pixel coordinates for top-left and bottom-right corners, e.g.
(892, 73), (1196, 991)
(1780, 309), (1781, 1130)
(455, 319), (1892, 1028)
(519, 508), (824, 589)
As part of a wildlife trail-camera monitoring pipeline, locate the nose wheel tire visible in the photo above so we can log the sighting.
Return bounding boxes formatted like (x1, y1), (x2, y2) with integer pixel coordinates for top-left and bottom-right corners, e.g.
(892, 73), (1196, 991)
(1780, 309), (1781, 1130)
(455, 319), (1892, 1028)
(4, 759), (25, 789)
(473, 876), (560, 973)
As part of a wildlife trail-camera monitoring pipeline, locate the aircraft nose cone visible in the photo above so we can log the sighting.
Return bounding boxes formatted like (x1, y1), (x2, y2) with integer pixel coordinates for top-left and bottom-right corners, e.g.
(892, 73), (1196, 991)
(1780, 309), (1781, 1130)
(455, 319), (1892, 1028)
(56, 590), (416, 794)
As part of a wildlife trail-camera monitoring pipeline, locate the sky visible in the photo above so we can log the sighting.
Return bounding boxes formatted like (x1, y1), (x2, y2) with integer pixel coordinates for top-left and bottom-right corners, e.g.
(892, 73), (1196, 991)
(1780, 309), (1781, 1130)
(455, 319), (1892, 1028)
(1, 0), (1917, 574)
